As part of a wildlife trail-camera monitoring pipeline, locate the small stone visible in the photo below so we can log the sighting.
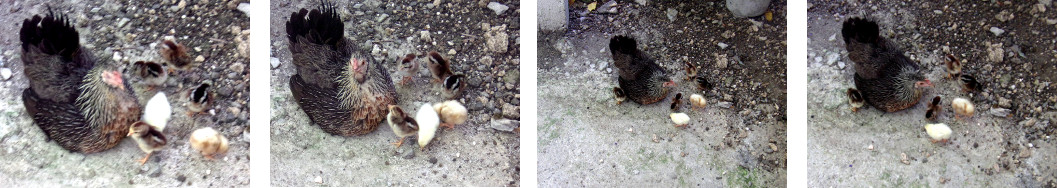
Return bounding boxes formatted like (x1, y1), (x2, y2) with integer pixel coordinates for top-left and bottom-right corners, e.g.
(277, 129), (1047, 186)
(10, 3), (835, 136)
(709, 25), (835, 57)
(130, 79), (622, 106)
(900, 153), (910, 164)
(989, 27), (1005, 36)
(0, 68), (10, 80)
(485, 25), (509, 53)
(837, 61), (846, 69)
(489, 119), (519, 132)
(652, 134), (659, 143)
(194, 55), (205, 62)
(726, 0), (771, 18)
(313, 176), (322, 184)
(717, 102), (733, 108)
(768, 143), (778, 151)
(502, 103), (519, 119)
(717, 42), (729, 49)
(486, 2), (509, 15)
(447, 49), (457, 55)
(666, 8), (678, 22)
(112, 52), (123, 62)
(868, 144), (874, 150)
(419, 31), (432, 42)
(998, 97), (1012, 108)
(480, 56), (494, 66)
(986, 42), (1004, 63)
(237, 3), (251, 16)
(714, 53), (728, 69)
(990, 108), (1012, 117)
(635, 0), (648, 5)
(270, 57), (280, 69)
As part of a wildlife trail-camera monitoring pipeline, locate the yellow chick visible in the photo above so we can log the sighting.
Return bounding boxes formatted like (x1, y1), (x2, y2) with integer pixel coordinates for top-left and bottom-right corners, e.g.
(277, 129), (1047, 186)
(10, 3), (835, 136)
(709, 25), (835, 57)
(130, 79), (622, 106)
(689, 94), (706, 110)
(670, 113), (690, 128)
(416, 103), (441, 150)
(951, 98), (974, 119)
(432, 100), (468, 130)
(924, 123), (952, 143)
(189, 127), (229, 160)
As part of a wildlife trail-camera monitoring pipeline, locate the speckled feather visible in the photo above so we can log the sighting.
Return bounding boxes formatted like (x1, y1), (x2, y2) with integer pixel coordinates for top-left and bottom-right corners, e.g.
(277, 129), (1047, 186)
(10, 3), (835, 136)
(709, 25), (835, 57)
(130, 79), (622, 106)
(843, 18), (926, 112)
(609, 35), (671, 105)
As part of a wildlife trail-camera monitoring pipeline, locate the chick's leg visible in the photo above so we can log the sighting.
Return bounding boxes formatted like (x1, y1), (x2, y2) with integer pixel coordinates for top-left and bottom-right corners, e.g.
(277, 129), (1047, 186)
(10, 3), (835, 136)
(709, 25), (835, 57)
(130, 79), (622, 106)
(138, 152), (153, 165)
(441, 123), (454, 130)
(391, 136), (407, 148)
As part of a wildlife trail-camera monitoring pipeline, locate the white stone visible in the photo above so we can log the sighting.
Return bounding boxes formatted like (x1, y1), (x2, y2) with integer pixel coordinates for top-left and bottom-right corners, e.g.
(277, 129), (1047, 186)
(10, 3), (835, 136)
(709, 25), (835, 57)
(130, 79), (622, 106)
(726, 0), (771, 18)
(989, 27), (1005, 36)
(487, 2), (509, 15)
(270, 57), (280, 69)
(0, 68), (10, 80)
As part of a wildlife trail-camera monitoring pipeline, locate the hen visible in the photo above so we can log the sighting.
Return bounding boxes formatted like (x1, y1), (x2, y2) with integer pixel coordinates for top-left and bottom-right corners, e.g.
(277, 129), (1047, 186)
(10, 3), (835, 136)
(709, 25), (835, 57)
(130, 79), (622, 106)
(608, 35), (675, 105)
(286, 3), (398, 136)
(20, 11), (142, 153)
(842, 18), (932, 112)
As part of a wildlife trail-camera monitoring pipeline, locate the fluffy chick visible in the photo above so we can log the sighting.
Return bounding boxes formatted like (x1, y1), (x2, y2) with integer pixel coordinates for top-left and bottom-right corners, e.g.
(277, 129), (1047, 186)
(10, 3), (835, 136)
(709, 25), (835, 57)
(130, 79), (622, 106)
(944, 54), (961, 79)
(396, 53), (418, 85)
(670, 113), (690, 128)
(847, 88), (865, 112)
(613, 87), (627, 104)
(684, 60), (698, 81)
(924, 123), (952, 143)
(925, 96), (941, 121)
(951, 98), (975, 119)
(433, 100), (468, 130)
(128, 121), (167, 165)
(670, 93), (683, 111)
(416, 103), (441, 150)
(427, 51), (453, 83)
(189, 127), (229, 160)
(159, 39), (192, 71)
(143, 92), (172, 131)
(959, 74), (982, 93)
(132, 61), (167, 90)
(689, 94), (706, 110)
(387, 105), (418, 148)
(188, 80), (215, 117)
(443, 74), (466, 99)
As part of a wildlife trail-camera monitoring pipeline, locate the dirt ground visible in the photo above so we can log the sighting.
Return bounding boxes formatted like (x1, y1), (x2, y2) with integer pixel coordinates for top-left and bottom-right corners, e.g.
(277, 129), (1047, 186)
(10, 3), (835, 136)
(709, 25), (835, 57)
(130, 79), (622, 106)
(268, 0), (521, 186)
(807, 0), (1057, 187)
(537, 0), (787, 187)
(0, 0), (251, 187)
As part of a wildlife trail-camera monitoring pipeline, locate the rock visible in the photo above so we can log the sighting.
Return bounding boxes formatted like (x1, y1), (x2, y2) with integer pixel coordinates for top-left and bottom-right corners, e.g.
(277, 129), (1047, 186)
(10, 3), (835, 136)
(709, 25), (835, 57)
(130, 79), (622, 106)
(538, 0), (568, 31)
(419, 30), (432, 42)
(313, 176), (323, 184)
(717, 42), (729, 49)
(998, 97), (1012, 108)
(666, 8), (678, 22)
(0, 68), (10, 80)
(635, 0), (648, 5)
(989, 27), (1005, 36)
(270, 57), (280, 69)
(714, 53), (729, 69)
(447, 49), (457, 55)
(485, 25), (509, 53)
(726, 0), (771, 18)
(502, 103), (519, 119)
(986, 42), (1004, 63)
(990, 108), (1012, 117)
(486, 2), (509, 15)
(597, 0), (619, 13)
(236, 3), (251, 16)
(717, 102), (733, 108)
(489, 119), (519, 132)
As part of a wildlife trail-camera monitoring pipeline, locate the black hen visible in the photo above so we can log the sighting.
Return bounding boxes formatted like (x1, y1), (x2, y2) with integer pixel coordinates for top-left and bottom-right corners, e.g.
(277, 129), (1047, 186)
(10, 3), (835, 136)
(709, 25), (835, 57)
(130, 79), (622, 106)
(609, 35), (675, 105)
(842, 18), (932, 112)
(20, 10), (142, 153)
(286, 2), (398, 136)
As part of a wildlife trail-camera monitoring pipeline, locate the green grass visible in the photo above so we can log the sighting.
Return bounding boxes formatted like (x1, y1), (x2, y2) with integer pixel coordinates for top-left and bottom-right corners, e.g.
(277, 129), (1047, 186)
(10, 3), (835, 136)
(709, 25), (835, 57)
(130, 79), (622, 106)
(726, 166), (761, 188)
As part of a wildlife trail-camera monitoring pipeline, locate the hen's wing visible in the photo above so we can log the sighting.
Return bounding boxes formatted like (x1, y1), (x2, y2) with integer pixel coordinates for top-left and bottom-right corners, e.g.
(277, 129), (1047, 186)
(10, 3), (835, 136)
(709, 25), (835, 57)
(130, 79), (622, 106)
(609, 35), (649, 81)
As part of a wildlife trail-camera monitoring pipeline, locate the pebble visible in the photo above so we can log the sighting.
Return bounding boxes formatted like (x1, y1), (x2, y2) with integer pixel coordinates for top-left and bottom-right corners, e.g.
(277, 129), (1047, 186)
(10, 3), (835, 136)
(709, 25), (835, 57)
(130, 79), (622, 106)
(270, 57), (280, 69)
(717, 42), (729, 49)
(313, 176), (323, 184)
(826, 52), (840, 65)
(998, 97), (1012, 108)
(990, 108), (1012, 117)
(666, 8), (678, 22)
(0, 68), (10, 80)
(502, 103), (519, 119)
(989, 27), (1005, 36)
(487, 2), (509, 15)
(448, 49), (457, 55)
(900, 153), (910, 164)
(596, 0), (619, 13)
(489, 119), (519, 132)
(717, 102), (733, 108)
(485, 25), (509, 53)
(986, 42), (1004, 63)
(195, 55), (205, 62)
(837, 61), (846, 69)
(714, 53), (729, 69)
(419, 30), (432, 42)
(237, 3), (251, 16)
(726, 0), (771, 18)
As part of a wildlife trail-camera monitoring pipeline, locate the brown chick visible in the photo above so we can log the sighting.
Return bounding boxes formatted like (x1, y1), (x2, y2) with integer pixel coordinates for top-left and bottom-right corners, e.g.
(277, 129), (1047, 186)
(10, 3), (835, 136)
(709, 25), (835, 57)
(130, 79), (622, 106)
(396, 53), (418, 85)
(189, 127), (229, 160)
(427, 51), (453, 83)
(159, 39), (192, 71)
(944, 54), (961, 79)
(846, 88), (864, 112)
(609, 35), (675, 105)
(131, 61), (167, 91)
(684, 60), (698, 81)
(286, 2), (398, 136)
(925, 96), (941, 121)
(443, 74), (466, 99)
(694, 76), (712, 91)
(386, 105), (418, 148)
(20, 11), (142, 153)
(613, 87), (627, 104)
(187, 80), (215, 117)
(128, 121), (167, 165)
(670, 93), (683, 111)
(842, 17), (932, 112)
(959, 74), (981, 93)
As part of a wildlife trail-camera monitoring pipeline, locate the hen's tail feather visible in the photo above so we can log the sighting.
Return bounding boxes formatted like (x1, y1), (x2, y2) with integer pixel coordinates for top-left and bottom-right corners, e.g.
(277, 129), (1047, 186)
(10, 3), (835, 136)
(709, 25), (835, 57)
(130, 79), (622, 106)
(285, 1), (344, 46)
(609, 35), (638, 55)
(20, 9), (85, 65)
(841, 17), (880, 45)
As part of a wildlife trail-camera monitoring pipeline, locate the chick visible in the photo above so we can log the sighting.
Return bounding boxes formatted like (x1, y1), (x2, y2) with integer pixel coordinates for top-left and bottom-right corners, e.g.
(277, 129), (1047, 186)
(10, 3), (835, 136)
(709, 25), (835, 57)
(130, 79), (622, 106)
(132, 61), (167, 90)
(188, 80), (215, 117)
(924, 123), (952, 143)
(189, 127), (229, 160)
(959, 74), (981, 93)
(427, 51), (453, 83)
(925, 96), (941, 121)
(433, 100), (468, 130)
(443, 74), (466, 99)
(694, 76), (713, 91)
(951, 98), (975, 119)
(396, 53), (418, 85)
(670, 113), (690, 128)
(684, 60), (698, 81)
(143, 92), (172, 131)
(846, 88), (865, 112)
(613, 87), (627, 104)
(689, 94), (706, 110)
(128, 121), (167, 165)
(944, 54), (961, 79)
(416, 103), (441, 150)
(159, 39), (192, 72)
(386, 105), (418, 148)
(670, 93), (683, 111)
